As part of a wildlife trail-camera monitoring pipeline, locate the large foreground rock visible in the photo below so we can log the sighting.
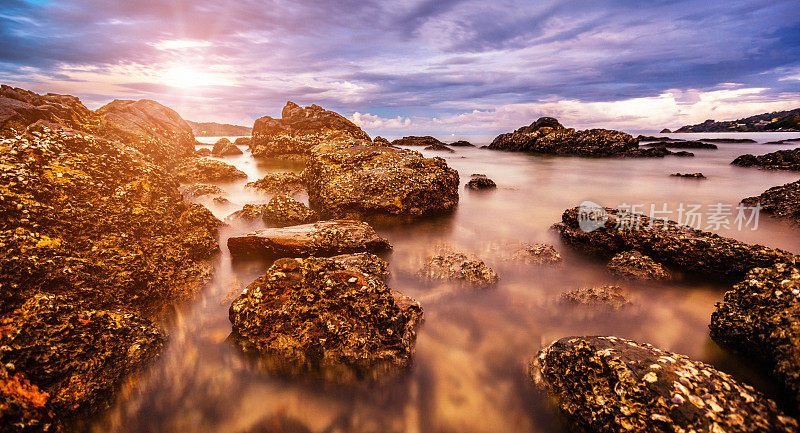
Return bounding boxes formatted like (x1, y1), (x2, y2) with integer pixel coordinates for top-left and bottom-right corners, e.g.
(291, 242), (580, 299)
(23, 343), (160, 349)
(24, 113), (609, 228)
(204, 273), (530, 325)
(304, 144), (459, 219)
(0, 85), (95, 137)
(227, 220), (391, 258)
(742, 180), (800, 225)
(732, 148), (800, 171)
(531, 336), (798, 433)
(711, 260), (800, 409)
(228, 257), (422, 382)
(554, 206), (794, 280)
(249, 101), (371, 159)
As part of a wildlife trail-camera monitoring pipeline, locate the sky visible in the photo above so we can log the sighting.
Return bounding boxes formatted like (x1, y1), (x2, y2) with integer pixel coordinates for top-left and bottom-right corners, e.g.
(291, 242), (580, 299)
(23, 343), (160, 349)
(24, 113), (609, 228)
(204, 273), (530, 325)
(1, 0), (799, 135)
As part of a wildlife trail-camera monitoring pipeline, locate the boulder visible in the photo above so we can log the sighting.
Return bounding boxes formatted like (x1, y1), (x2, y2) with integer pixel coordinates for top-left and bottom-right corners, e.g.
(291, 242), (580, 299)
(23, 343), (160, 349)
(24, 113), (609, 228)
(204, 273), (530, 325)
(227, 220), (391, 258)
(530, 336), (798, 433)
(558, 286), (630, 311)
(211, 138), (243, 156)
(466, 176), (496, 190)
(195, 147), (211, 157)
(509, 243), (563, 265)
(607, 250), (671, 280)
(449, 140), (474, 147)
(0, 85), (95, 137)
(180, 183), (226, 199)
(225, 196), (317, 226)
(304, 144), (459, 219)
(417, 248), (499, 288)
(554, 206), (795, 280)
(732, 148), (800, 171)
(234, 136), (251, 146)
(245, 172), (305, 195)
(174, 157), (248, 183)
(228, 257), (422, 382)
(671, 172), (706, 178)
(372, 136), (390, 145)
(391, 136), (444, 147)
(711, 260), (800, 409)
(424, 143), (454, 153)
(249, 101), (371, 159)
(742, 180), (800, 224)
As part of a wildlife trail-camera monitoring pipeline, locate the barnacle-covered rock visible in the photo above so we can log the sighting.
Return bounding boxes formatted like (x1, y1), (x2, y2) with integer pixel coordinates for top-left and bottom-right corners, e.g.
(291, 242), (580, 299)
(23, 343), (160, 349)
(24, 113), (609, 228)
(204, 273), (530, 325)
(228, 196), (317, 227)
(234, 136), (251, 146)
(742, 180), (800, 225)
(466, 175), (496, 190)
(228, 257), (422, 382)
(530, 336), (798, 433)
(391, 136), (445, 147)
(0, 85), (95, 138)
(244, 172), (305, 196)
(511, 243), (563, 265)
(732, 148), (800, 171)
(558, 286), (630, 311)
(180, 183), (225, 199)
(417, 248), (498, 288)
(211, 138), (243, 156)
(304, 144), (459, 219)
(0, 364), (56, 432)
(554, 206), (794, 280)
(607, 250), (671, 280)
(424, 143), (454, 153)
(711, 260), (800, 409)
(329, 252), (390, 280)
(372, 136), (390, 145)
(173, 157), (247, 183)
(0, 294), (164, 427)
(227, 220), (391, 258)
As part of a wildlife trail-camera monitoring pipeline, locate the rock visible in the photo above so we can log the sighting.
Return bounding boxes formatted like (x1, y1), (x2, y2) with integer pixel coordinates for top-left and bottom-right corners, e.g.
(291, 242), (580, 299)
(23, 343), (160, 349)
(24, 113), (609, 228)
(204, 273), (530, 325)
(250, 101), (371, 159)
(732, 148), (800, 171)
(637, 135), (681, 142)
(227, 220), (391, 258)
(660, 128), (671, 133)
(558, 286), (630, 311)
(424, 143), (454, 153)
(372, 136), (390, 145)
(391, 136), (444, 147)
(174, 157), (248, 183)
(245, 172), (305, 196)
(228, 197), (316, 226)
(330, 252), (390, 280)
(710, 260), (800, 409)
(511, 243), (563, 265)
(554, 206), (795, 280)
(644, 140), (717, 149)
(530, 336), (798, 433)
(195, 147), (211, 157)
(417, 248), (499, 288)
(621, 146), (674, 157)
(304, 144), (459, 219)
(211, 138), (243, 156)
(700, 138), (756, 143)
(187, 121), (252, 137)
(607, 250), (671, 280)
(234, 136), (251, 146)
(228, 257), (422, 382)
(488, 117), (655, 157)
(449, 140), (474, 147)
(0, 294), (164, 426)
(766, 138), (800, 144)
(180, 183), (225, 199)
(673, 151), (695, 157)
(742, 180), (800, 224)
(0, 85), (95, 137)
(212, 196), (232, 206)
(465, 176), (497, 190)
(0, 363), (56, 431)
(671, 172), (706, 178)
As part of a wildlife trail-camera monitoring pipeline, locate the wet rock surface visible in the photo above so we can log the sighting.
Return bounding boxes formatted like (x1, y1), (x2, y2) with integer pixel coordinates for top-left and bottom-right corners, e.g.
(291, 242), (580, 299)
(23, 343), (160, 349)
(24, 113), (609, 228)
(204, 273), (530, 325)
(174, 157), (248, 183)
(466, 175), (497, 190)
(249, 102), (371, 159)
(645, 140), (718, 149)
(180, 183), (225, 199)
(329, 252), (390, 281)
(245, 172), (305, 196)
(558, 286), (630, 311)
(607, 250), (672, 280)
(510, 243), (563, 265)
(530, 336), (798, 433)
(227, 220), (391, 258)
(417, 248), (499, 288)
(228, 257), (422, 382)
(671, 172), (706, 178)
(732, 148), (800, 171)
(391, 136), (444, 147)
(742, 180), (800, 224)
(304, 144), (459, 219)
(711, 260), (800, 409)
(554, 206), (794, 280)
(211, 138), (243, 156)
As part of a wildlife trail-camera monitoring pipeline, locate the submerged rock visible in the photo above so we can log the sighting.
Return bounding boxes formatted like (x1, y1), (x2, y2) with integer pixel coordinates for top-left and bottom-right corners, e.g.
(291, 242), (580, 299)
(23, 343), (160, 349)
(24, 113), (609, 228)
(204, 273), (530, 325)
(607, 250), (671, 280)
(671, 172), (706, 178)
(227, 220), (391, 258)
(732, 148), (800, 171)
(391, 136), (444, 147)
(466, 176), (497, 190)
(530, 336), (797, 433)
(554, 206), (794, 280)
(245, 171), (305, 196)
(711, 260), (800, 409)
(228, 257), (422, 382)
(174, 157), (248, 183)
(510, 243), (563, 265)
(211, 137), (243, 156)
(417, 248), (499, 288)
(304, 144), (459, 219)
(742, 180), (800, 224)
(558, 286), (630, 311)
(249, 101), (371, 159)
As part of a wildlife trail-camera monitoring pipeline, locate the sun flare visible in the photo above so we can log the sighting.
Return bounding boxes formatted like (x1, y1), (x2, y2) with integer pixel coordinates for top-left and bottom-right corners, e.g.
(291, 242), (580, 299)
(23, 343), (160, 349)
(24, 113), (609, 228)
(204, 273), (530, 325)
(160, 66), (234, 89)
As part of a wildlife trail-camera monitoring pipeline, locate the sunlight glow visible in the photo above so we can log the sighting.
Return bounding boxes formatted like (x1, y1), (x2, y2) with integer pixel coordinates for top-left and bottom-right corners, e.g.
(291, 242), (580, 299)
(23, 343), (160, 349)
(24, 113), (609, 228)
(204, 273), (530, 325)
(159, 66), (235, 88)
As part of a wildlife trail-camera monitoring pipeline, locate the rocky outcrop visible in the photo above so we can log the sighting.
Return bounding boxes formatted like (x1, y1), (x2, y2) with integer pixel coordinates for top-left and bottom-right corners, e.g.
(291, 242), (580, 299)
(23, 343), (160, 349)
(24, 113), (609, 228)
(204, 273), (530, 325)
(558, 286), (630, 311)
(211, 138), (243, 156)
(228, 196), (317, 227)
(186, 120), (251, 137)
(329, 252), (390, 280)
(466, 175), (496, 190)
(488, 117), (654, 157)
(424, 143), (454, 153)
(530, 336), (798, 433)
(554, 206), (794, 280)
(227, 220), (391, 258)
(766, 138), (800, 144)
(244, 172), (305, 196)
(644, 140), (717, 149)
(742, 180), (800, 224)
(700, 138), (756, 143)
(417, 248), (499, 288)
(671, 172), (706, 178)
(372, 136), (390, 145)
(607, 250), (671, 280)
(195, 147), (211, 157)
(249, 102), (371, 159)
(510, 243), (563, 265)
(0, 85), (95, 137)
(660, 128), (671, 133)
(449, 140), (474, 147)
(228, 257), (422, 382)
(304, 144), (459, 219)
(391, 136), (444, 147)
(732, 148), (800, 171)
(180, 183), (225, 199)
(711, 260), (800, 408)
(174, 158), (248, 183)
(234, 136), (251, 146)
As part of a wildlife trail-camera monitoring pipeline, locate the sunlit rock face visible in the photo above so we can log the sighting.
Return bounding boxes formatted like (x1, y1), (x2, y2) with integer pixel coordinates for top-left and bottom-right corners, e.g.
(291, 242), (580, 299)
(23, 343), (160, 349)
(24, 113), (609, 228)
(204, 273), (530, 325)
(249, 101), (372, 159)
(0, 85), (95, 136)
(531, 336), (798, 433)
(742, 179), (800, 225)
